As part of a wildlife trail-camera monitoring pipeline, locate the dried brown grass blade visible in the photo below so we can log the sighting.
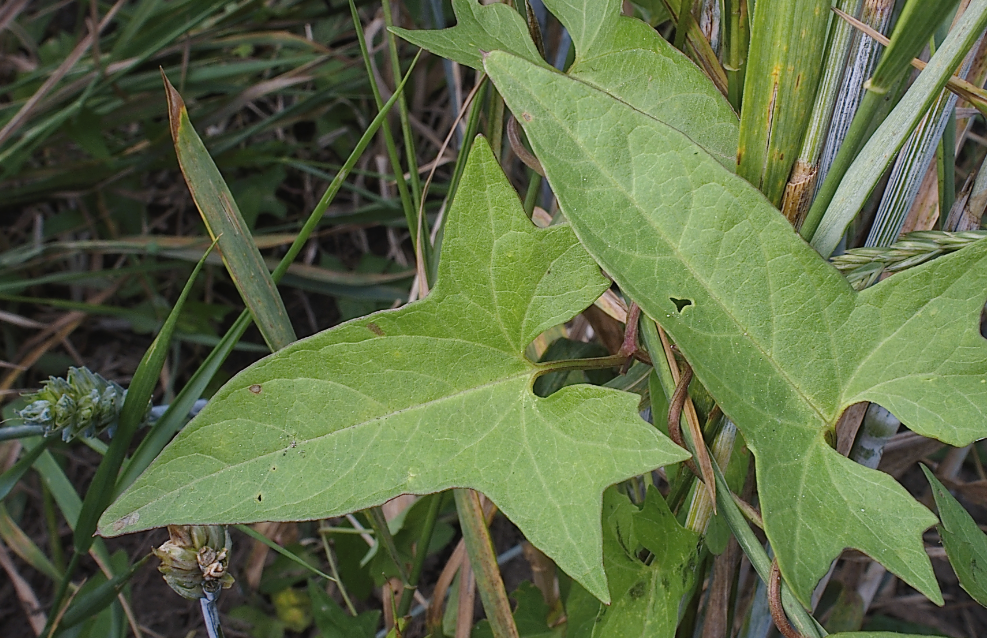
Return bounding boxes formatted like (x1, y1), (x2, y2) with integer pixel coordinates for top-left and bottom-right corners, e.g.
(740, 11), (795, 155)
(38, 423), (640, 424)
(834, 6), (987, 110)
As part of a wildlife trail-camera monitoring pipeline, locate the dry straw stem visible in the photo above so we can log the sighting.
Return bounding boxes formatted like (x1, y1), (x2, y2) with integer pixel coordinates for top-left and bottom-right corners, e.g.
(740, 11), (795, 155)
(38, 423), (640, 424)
(780, 0), (864, 228)
(454, 489), (519, 638)
(659, 0), (729, 96)
(834, 7), (987, 112)
(0, 539), (46, 635)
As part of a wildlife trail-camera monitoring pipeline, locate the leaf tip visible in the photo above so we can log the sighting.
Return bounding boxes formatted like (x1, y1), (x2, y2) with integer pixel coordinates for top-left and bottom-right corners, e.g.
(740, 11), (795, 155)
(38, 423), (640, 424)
(98, 510), (141, 538)
(160, 69), (186, 142)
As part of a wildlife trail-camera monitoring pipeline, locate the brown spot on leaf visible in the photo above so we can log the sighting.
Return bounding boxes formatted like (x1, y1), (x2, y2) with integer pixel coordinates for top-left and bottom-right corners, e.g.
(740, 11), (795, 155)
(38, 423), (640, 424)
(367, 322), (385, 336)
(522, 112), (532, 122)
(249, 384), (262, 394)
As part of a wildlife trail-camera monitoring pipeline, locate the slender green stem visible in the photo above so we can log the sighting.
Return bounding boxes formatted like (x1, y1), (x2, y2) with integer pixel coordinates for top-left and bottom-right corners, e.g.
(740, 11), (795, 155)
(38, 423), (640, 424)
(674, 0), (696, 53)
(711, 460), (825, 638)
(271, 51), (421, 284)
(396, 492), (443, 617)
(236, 524), (338, 582)
(348, 0), (421, 260)
(0, 437), (53, 502)
(429, 79), (489, 278)
(0, 425), (46, 441)
(488, 88), (506, 163)
(522, 171), (542, 217)
(722, 0), (749, 111)
(319, 530), (358, 616)
(454, 489), (519, 638)
(43, 483), (66, 574)
(367, 506), (410, 584)
(533, 353), (629, 375)
(381, 0), (424, 214)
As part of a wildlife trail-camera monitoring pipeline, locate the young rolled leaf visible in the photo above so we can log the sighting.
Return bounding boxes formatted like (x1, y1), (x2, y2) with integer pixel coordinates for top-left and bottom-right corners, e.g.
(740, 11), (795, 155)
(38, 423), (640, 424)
(485, 50), (987, 607)
(164, 73), (296, 352)
(98, 137), (688, 604)
(922, 465), (987, 606)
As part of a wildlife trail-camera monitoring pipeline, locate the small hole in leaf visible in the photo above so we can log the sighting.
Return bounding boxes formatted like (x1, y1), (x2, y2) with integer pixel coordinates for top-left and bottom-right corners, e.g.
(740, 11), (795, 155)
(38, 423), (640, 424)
(257, 494), (263, 502)
(670, 297), (693, 313)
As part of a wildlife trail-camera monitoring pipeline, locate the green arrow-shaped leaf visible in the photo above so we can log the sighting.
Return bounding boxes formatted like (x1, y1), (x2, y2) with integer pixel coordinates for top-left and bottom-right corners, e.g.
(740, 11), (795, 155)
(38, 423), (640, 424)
(485, 50), (987, 606)
(98, 137), (688, 603)
(390, 2), (738, 168)
(594, 486), (699, 638)
(390, 0), (549, 71)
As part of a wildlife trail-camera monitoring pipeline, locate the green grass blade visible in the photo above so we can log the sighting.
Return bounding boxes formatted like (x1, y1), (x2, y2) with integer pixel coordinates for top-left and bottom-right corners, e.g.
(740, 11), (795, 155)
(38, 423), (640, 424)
(235, 524), (336, 582)
(57, 557), (148, 630)
(269, 51), (422, 285)
(866, 81), (967, 247)
(870, 0), (961, 94)
(347, 0), (420, 259)
(73, 241), (216, 554)
(381, 0), (424, 215)
(114, 311), (251, 496)
(163, 72), (295, 352)
(0, 438), (53, 502)
(114, 58), (420, 496)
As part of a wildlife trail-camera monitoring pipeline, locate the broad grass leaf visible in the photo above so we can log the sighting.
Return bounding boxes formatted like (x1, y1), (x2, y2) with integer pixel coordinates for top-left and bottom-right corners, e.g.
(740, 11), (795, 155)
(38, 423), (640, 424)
(98, 137), (688, 603)
(923, 465), (987, 606)
(485, 50), (987, 606)
(737, 0), (830, 205)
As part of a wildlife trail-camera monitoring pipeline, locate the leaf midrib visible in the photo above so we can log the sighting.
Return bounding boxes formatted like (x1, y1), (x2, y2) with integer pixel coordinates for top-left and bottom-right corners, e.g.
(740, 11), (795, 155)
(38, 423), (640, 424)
(512, 63), (832, 426)
(132, 364), (539, 514)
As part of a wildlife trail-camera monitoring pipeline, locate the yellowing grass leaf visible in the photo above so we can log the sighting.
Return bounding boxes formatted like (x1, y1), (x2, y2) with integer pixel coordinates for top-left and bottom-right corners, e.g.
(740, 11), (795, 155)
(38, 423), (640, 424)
(163, 73), (295, 352)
